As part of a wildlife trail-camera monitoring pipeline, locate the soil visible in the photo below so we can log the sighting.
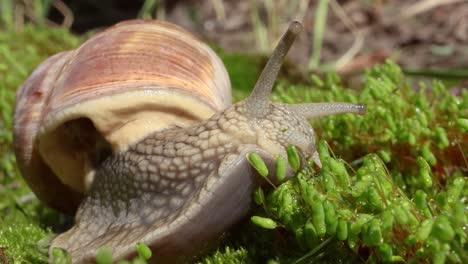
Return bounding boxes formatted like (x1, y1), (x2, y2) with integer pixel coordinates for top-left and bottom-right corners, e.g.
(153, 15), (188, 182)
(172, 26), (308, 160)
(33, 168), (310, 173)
(164, 0), (468, 74)
(49, 0), (468, 75)
(44, 0), (468, 76)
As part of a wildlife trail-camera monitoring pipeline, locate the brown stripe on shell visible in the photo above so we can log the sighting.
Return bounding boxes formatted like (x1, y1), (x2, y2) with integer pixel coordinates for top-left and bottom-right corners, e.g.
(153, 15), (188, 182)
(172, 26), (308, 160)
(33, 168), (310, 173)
(14, 51), (71, 169)
(13, 19), (231, 213)
(44, 19), (231, 119)
(13, 51), (83, 213)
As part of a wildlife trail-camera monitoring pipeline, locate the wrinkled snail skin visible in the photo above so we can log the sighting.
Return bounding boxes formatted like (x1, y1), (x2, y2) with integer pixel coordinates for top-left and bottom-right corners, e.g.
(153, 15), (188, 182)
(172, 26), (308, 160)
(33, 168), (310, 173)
(13, 20), (366, 264)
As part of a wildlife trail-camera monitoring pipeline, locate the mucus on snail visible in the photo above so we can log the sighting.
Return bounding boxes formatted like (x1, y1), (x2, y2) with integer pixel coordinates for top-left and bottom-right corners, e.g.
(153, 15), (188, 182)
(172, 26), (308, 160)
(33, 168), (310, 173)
(13, 19), (365, 263)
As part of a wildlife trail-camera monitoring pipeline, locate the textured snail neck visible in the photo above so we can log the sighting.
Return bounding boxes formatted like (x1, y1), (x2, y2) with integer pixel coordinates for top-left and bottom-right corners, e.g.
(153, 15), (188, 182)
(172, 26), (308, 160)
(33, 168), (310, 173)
(246, 21), (302, 117)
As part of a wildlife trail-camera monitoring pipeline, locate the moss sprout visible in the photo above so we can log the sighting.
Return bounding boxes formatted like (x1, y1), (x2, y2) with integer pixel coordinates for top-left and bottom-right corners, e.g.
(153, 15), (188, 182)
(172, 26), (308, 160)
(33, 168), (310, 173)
(0, 25), (81, 263)
(246, 145), (466, 263)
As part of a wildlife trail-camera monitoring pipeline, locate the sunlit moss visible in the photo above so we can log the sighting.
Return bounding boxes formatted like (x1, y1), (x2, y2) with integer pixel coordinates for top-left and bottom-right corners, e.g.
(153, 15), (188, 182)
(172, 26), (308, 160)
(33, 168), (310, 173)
(0, 25), (81, 263)
(0, 209), (51, 263)
(197, 246), (250, 264)
(273, 61), (467, 194)
(0, 25), (81, 181)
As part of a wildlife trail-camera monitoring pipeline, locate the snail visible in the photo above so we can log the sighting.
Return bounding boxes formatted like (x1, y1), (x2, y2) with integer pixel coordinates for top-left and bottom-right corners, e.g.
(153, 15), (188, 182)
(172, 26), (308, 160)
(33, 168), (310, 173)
(13, 19), (365, 263)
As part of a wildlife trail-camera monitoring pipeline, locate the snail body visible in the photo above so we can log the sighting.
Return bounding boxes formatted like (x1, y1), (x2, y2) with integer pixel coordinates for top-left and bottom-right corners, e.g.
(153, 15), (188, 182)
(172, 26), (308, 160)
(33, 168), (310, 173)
(13, 20), (365, 263)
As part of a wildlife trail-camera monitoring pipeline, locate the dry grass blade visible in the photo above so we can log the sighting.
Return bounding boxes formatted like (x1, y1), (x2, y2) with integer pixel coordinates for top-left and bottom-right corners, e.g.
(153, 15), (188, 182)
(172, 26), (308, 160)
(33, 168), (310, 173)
(52, 0), (73, 28)
(401, 0), (467, 18)
(309, 0), (329, 70)
(329, 0), (365, 72)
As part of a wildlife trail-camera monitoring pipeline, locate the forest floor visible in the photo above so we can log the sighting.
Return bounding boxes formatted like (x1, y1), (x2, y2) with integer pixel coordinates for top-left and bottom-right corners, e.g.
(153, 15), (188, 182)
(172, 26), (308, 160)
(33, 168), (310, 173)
(44, 0), (468, 78)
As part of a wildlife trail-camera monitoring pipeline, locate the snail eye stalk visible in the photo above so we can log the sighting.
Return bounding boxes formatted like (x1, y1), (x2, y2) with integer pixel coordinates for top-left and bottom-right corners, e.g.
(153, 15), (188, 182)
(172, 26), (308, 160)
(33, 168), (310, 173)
(288, 103), (366, 118)
(246, 21), (303, 116)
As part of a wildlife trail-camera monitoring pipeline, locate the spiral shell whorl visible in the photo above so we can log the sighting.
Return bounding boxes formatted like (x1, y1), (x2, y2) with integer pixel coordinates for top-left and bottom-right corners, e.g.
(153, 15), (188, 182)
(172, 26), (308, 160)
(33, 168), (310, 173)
(13, 19), (231, 211)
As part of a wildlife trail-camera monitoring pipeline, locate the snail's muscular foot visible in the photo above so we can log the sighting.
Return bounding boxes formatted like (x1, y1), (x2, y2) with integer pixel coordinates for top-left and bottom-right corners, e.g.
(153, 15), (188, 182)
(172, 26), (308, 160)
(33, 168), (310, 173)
(51, 127), (269, 263)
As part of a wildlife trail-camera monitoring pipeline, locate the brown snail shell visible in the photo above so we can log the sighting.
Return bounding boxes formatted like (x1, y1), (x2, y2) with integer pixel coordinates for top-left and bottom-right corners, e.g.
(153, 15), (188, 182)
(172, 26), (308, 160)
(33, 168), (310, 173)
(13, 19), (231, 214)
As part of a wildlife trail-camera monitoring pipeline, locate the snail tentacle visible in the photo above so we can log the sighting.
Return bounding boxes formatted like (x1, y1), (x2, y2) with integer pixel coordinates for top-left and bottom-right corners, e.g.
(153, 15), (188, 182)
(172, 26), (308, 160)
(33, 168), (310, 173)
(288, 102), (366, 118)
(246, 21), (303, 117)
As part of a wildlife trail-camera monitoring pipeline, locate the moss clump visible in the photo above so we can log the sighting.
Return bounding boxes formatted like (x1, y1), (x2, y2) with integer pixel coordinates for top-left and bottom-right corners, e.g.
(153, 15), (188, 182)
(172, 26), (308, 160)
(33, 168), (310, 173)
(200, 62), (466, 263)
(0, 209), (50, 263)
(273, 61), (467, 194)
(255, 148), (466, 263)
(0, 24), (81, 180)
(197, 246), (250, 264)
(216, 50), (264, 98)
(0, 25), (81, 181)
(0, 25), (81, 262)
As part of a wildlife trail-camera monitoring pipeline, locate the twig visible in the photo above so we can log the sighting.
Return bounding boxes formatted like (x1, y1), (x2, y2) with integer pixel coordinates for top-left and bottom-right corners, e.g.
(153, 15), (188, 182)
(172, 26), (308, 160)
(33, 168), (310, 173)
(309, 0), (329, 70)
(264, 0), (277, 47)
(329, 0), (365, 72)
(211, 0), (226, 23)
(401, 0), (467, 19)
(296, 0), (310, 22)
(53, 0), (74, 28)
(329, 0), (357, 32)
(294, 236), (334, 264)
(334, 32), (364, 72)
(403, 68), (468, 79)
(14, 4), (24, 29)
(155, 0), (166, 20)
(1, 0), (14, 29)
(250, 0), (269, 53)
(456, 140), (468, 169)
(15, 192), (36, 205)
(22, 0), (37, 24)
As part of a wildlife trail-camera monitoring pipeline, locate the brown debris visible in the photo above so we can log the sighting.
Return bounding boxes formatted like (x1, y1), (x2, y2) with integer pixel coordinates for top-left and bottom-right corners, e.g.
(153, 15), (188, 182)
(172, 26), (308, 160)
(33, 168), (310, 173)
(161, 0), (468, 73)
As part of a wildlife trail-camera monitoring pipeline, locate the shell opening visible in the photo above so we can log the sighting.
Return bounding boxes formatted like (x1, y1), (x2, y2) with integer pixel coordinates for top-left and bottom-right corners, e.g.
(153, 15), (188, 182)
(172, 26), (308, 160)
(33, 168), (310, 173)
(38, 118), (112, 193)
(38, 89), (219, 193)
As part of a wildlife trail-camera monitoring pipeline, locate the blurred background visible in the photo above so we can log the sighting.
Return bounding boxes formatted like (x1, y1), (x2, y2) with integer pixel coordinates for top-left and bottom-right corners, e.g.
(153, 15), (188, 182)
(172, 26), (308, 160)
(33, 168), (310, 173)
(1, 0), (467, 78)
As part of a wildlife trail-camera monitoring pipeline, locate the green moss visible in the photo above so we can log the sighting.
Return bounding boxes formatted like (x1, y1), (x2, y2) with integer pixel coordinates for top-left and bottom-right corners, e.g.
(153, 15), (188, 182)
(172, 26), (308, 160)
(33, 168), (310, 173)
(263, 152), (466, 262)
(216, 49), (263, 97)
(273, 61), (467, 194)
(0, 25), (81, 179)
(0, 25), (81, 262)
(0, 209), (50, 263)
(196, 246), (250, 264)
(200, 62), (467, 263)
